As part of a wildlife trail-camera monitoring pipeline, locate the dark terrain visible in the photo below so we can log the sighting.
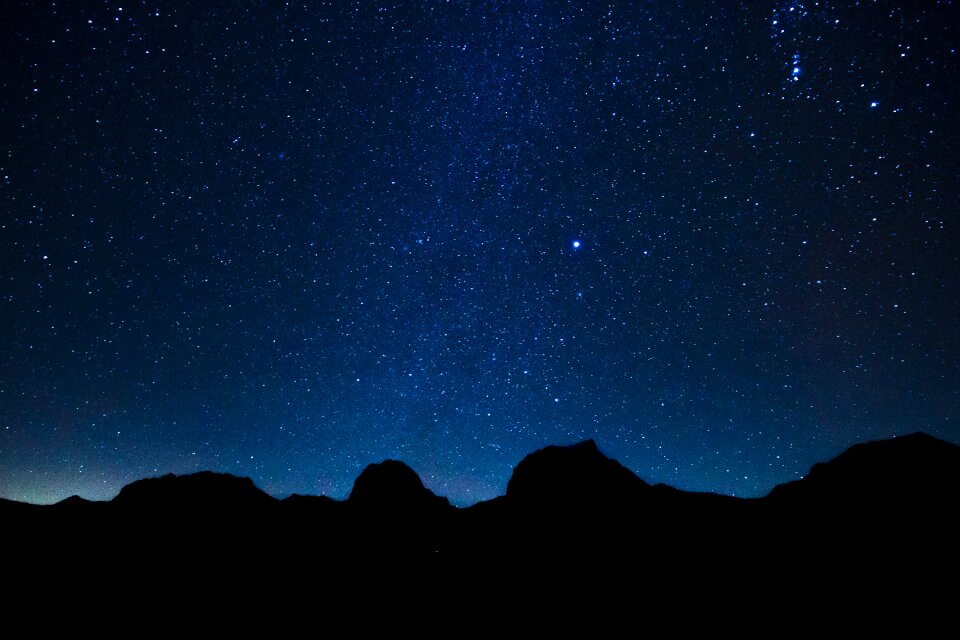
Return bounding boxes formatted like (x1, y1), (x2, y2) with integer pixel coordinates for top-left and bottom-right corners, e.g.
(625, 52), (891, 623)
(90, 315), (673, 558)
(3, 432), (957, 601)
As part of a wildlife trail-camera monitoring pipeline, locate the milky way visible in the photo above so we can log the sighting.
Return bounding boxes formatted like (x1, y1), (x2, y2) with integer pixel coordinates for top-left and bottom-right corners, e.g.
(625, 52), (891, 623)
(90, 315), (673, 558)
(2, 1), (957, 505)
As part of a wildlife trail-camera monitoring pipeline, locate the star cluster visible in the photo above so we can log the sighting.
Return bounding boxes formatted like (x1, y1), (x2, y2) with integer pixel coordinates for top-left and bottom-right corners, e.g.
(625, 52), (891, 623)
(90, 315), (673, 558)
(2, 1), (957, 505)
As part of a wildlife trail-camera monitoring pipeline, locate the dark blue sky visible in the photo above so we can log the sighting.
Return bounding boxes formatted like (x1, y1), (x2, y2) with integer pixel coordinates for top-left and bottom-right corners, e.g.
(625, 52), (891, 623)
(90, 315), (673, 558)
(2, 1), (958, 505)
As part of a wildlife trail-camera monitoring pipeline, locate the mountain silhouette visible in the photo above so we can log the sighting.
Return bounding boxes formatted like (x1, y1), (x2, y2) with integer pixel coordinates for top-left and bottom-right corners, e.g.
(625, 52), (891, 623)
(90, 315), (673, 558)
(113, 470), (276, 511)
(766, 431), (960, 506)
(345, 460), (453, 555)
(506, 439), (651, 506)
(348, 459), (451, 513)
(3, 432), (958, 588)
(760, 432), (960, 561)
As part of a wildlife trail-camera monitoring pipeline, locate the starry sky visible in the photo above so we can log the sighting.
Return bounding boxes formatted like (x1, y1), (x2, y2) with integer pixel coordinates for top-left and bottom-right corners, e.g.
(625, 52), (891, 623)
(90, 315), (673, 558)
(2, 1), (958, 506)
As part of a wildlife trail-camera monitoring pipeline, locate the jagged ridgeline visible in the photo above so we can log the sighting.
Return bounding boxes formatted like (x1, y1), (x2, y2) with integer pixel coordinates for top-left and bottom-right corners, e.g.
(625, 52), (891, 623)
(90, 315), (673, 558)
(3, 433), (958, 580)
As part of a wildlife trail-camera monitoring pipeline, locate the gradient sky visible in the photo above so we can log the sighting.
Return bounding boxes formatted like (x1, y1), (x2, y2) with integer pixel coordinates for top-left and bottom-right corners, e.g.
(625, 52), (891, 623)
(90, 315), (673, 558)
(2, 1), (958, 505)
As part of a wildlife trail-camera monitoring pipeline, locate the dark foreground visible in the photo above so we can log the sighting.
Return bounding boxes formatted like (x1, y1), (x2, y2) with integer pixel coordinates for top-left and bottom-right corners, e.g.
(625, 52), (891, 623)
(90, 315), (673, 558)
(3, 432), (957, 614)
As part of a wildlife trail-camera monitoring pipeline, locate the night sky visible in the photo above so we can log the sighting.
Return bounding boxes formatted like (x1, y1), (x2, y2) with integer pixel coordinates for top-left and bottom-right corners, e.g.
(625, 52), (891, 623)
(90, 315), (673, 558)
(2, 1), (958, 506)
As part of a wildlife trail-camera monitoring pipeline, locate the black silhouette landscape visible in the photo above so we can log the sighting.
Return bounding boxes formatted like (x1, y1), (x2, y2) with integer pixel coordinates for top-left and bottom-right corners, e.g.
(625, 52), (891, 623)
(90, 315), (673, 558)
(4, 432), (958, 584)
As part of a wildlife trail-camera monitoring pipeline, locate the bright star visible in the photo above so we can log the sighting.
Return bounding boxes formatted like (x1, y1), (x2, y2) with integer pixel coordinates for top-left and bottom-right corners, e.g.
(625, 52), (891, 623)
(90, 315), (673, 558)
(572, 240), (581, 249)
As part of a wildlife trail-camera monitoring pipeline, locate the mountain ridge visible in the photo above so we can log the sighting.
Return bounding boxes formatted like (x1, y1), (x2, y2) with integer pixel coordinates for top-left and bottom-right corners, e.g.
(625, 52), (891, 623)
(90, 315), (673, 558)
(4, 431), (955, 509)
(2, 431), (957, 588)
